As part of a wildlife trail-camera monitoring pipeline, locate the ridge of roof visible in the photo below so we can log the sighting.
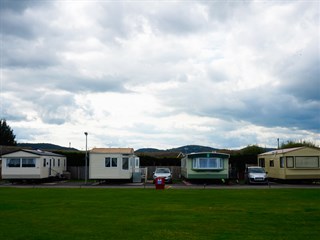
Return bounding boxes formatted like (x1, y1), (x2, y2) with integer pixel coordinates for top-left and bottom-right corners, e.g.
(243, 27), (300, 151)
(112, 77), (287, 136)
(90, 148), (134, 154)
(186, 151), (230, 157)
(1, 149), (65, 157)
(259, 147), (305, 156)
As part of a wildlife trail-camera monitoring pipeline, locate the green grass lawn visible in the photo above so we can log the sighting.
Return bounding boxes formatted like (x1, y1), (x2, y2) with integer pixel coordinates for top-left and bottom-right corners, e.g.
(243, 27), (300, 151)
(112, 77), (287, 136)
(0, 188), (319, 240)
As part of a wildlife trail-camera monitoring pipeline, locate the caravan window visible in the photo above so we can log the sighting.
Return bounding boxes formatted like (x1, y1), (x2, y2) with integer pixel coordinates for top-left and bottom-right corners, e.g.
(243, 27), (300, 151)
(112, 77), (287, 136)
(122, 158), (129, 170)
(7, 158), (20, 167)
(130, 158), (134, 168)
(280, 157), (284, 168)
(22, 158), (36, 168)
(192, 158), (223, 170)
(105, 158), (111, 167)
(105, 157), (117, 167)
(269, 160), (274, 167)
(286, 157), (294, 168)
(112, 158), (118, 167)
(295, 156), (319, 168)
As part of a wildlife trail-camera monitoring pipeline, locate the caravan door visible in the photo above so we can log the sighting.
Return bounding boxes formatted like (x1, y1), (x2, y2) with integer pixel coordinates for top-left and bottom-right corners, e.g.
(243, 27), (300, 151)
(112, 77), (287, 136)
(135, 157), (140, 169)
(49, 159), (52, 176)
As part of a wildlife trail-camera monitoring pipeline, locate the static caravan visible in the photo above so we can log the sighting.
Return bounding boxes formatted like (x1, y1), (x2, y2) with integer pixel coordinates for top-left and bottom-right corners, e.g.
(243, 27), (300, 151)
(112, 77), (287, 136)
(258, 147), (320, 181)
(1, 149), (67, 181)
(89, 148), (140, 181)
(181, 152), (230, 180)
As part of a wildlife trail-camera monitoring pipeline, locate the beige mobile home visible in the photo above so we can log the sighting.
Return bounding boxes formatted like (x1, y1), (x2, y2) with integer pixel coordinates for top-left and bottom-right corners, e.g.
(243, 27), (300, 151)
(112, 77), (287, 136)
(1, 149), (67, 181)
(89, 148), (140, 181)
(258, 147), (320, 181)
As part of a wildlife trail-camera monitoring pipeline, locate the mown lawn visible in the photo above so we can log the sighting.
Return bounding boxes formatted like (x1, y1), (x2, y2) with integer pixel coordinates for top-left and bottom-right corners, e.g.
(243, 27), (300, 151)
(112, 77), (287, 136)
(0, 188), (319, 240)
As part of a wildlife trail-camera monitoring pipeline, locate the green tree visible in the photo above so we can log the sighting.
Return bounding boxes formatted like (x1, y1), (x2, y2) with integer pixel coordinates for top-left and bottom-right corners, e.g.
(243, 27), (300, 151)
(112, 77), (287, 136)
(281, 140), (317, 149)
(0, 119), (17, 146)
(240, 145), (265, 155)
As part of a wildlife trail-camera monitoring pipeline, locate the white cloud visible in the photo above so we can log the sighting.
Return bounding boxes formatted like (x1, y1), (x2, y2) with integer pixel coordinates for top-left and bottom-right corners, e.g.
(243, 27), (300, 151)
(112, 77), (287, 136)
(1, 1), (319, 150)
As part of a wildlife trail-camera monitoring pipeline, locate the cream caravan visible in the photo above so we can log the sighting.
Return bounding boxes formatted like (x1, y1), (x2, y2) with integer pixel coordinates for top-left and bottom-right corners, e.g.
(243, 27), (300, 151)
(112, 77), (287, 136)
(89, 148), (140, 181)
(1, 149), (67, 181)
(258, 147), (320, 181)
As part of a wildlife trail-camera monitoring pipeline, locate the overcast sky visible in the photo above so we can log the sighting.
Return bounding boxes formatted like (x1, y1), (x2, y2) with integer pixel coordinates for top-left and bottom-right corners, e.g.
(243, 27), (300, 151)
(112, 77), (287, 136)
(1, 0), (319, 150)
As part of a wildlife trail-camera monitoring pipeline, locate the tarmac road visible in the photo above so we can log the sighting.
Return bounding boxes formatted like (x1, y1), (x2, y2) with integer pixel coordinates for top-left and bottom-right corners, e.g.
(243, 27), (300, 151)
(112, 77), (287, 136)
(1, 180), (319, 189)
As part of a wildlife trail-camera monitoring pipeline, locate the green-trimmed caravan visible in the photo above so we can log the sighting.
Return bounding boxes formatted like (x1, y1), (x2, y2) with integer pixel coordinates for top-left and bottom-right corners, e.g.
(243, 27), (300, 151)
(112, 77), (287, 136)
(181, 152), (230, 180)
(258, 147), (320, 181)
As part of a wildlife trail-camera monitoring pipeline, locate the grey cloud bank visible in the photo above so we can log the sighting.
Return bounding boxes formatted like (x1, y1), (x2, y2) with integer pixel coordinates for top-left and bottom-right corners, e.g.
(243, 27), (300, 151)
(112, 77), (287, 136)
(1, 0), (319, 150)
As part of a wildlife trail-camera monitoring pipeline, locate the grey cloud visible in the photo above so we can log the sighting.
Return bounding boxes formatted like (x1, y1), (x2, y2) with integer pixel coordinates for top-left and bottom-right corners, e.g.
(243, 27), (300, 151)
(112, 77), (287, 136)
(2, 37), (60, 68)
(96, 3), (129, 39)
(149, 3), (209, 35)
(277, 49), (320, 102)
(206, 68), (229, 83)
(207, 132), (259, 149)
(159, 81), (320, 133)
(1, 95), (31, 122)
(95, 2), (210, 38)
(0, 0), (49, 38)
(237, 90), (320, 132)
(1, 1), (319, 149)
(204, 0), (250, 23)
(1, 106), (28, 122)
(219, 90), (320, 132)
(1, 12), (35, 39)
(2, 89), (78, 125)
(4, 67), (129, 94)
(35, 93), (77, 125)
(0, 0), (42, 13)
(13, 127), (47, 143)
(50, 74), (129, 94)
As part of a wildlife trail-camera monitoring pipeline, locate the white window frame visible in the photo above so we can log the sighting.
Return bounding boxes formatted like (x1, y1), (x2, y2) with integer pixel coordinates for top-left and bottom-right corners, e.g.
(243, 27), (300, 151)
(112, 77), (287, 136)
(21, 158), (36, 168)
(6, 158), (36, 168)
(192, 158), (224, 170)
(6, 158), (21, 168)
(105, 157), (118, 167)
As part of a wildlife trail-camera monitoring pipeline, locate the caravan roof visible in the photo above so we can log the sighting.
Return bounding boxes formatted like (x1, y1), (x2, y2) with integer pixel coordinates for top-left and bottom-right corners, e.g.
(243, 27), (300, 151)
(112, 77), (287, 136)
(90, 148), (134, 154)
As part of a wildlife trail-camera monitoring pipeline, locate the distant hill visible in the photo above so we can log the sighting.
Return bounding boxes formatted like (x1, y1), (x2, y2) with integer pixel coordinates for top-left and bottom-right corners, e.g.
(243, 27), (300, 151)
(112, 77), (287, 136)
(136, 145), (219, 154)
(169, 145), (219, 153)
(17, 143), (79, 151)
(135, 148), (164, 153)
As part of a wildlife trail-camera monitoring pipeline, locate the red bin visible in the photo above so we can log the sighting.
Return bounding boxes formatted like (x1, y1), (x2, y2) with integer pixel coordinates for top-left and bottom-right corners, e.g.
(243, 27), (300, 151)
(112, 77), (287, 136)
(155, 177), (165, 190)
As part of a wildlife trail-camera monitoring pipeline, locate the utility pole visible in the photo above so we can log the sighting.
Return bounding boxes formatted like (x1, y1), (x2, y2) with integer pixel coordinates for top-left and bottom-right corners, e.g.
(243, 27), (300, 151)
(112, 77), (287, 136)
(84, 132), (88, 185)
